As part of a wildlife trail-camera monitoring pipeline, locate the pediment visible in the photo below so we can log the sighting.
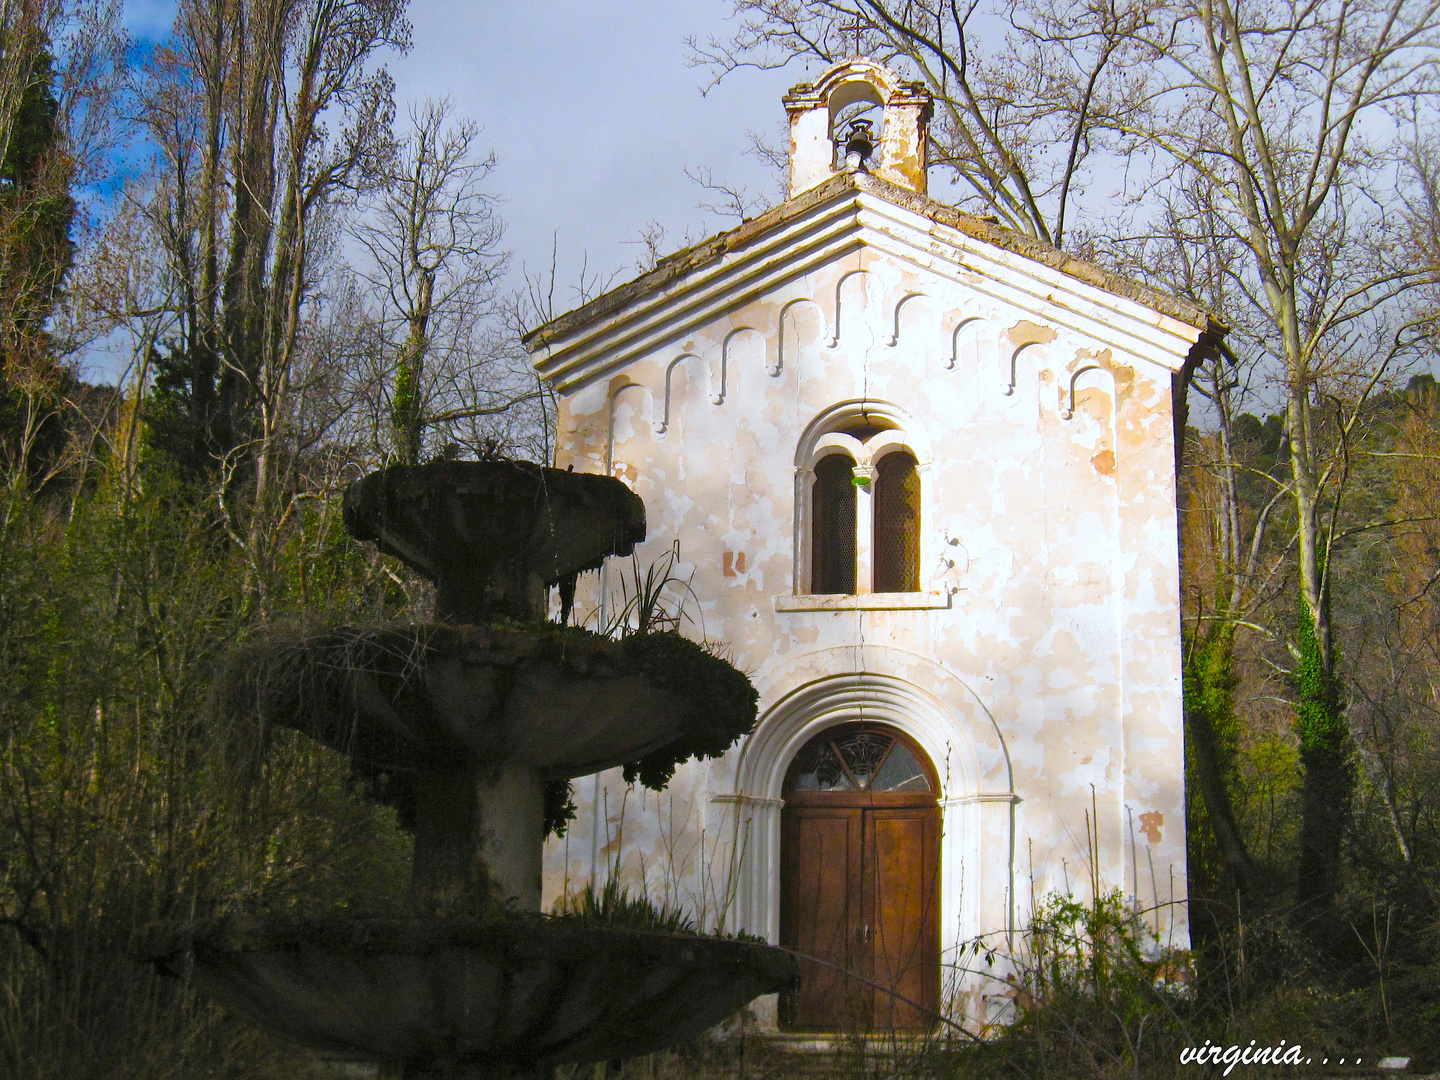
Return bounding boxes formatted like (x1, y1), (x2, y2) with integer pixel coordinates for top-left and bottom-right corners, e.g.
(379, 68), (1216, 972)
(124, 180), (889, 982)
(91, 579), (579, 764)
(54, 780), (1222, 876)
(527, 172), (1221, 394)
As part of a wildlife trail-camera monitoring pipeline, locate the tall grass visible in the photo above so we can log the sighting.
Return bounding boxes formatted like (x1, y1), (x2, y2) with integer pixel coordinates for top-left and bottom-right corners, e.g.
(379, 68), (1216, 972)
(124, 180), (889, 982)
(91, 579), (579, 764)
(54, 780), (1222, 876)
(0, 478), (413, 1078)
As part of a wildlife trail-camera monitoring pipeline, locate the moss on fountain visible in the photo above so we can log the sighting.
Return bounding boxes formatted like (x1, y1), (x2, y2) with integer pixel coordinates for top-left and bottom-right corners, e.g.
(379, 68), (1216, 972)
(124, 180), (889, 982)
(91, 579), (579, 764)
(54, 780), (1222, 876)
(218, 621), (758, 838)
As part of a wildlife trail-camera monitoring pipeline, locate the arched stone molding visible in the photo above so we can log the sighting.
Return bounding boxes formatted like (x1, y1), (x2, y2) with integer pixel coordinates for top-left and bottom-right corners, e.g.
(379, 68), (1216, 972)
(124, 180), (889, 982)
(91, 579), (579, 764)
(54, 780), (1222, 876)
(830, 269), (874, 348)
(775, 297), (827, 375)
(741, 648), (1013, 798)
(888, 291), (935, 349)
(606, 380), (653, 476)
(950, 317), (988, 373)
(654, 353), (705, 435)
(806, 429), (925, 480)
(794, 398), (932, 467)
(720, 645), (1017, 971)
(809, 58), (907, 114)
(1062, 363), (1116, 423)
(650, 331), (774, 435)
(1004, 340), (1047, 397)
(718, 326), (771, 403)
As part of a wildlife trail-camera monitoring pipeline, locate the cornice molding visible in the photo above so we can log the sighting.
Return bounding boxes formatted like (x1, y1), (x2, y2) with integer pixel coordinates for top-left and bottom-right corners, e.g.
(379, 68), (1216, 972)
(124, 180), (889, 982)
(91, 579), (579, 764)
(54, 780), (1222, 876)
(529, 181), (1216, 394)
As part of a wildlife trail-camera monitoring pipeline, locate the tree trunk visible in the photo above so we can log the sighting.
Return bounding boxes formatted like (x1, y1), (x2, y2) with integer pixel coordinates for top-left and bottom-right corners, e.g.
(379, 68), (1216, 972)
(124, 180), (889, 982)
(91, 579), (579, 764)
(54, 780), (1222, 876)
(392, 270), (433, 465)
(1184, 623), (1258, 897)
(1287, 338), (1350, 916)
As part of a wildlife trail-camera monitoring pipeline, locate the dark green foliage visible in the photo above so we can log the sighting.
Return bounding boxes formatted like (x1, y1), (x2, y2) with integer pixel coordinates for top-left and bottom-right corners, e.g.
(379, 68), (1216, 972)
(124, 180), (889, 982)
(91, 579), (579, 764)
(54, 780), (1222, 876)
(0, 49), (74, 321)
(1183, 621), (1250, 897)
(949, 892), (1185, 1077)
(544, 778), (578, 839)
(1232, 411), (1285, 467)
(0, 474), (415, 1077)
(142, 340), (224, 481)
(1185, 630), (1239, 764)
(391, 350), (421, 465)
(0, 47), (77, 485)
(1294, 613), (1346, 758)
(620, 631), (759, 790)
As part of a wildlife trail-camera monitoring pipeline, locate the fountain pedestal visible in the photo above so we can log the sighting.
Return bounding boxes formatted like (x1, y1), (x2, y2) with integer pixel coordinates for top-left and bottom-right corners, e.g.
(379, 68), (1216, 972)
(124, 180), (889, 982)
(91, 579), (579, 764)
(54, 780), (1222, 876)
(154, 460), (797, 1078)
(343, 459), (645, 911)
(410, 759), (546, 911)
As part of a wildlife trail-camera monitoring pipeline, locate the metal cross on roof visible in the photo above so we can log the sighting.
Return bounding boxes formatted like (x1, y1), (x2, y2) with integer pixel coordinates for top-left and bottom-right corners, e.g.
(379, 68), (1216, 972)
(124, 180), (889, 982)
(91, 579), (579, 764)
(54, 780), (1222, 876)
(838, 13), (870, 57)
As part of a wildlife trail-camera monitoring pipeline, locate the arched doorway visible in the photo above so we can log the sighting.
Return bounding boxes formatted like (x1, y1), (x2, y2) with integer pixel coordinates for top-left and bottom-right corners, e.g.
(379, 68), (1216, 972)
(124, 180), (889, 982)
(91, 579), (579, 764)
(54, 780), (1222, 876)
(779, 723), (941, 1032)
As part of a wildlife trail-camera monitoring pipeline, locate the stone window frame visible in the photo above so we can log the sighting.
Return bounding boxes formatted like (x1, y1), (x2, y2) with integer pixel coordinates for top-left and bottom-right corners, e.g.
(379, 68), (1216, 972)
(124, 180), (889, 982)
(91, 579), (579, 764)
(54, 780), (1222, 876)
(781, 400), (949, 612)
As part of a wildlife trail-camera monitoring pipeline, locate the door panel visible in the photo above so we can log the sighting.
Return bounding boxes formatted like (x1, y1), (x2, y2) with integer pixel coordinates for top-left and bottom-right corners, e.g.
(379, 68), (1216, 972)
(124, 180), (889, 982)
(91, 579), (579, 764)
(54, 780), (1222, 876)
(780, 724), (942, 1034)
(868, 808), (941, 1030)
(780, 807), (868, 1030)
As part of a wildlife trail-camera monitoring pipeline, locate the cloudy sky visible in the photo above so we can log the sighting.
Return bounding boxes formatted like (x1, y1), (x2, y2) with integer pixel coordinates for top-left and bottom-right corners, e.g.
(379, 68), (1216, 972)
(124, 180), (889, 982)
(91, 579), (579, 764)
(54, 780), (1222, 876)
(121, 0), (811, 307)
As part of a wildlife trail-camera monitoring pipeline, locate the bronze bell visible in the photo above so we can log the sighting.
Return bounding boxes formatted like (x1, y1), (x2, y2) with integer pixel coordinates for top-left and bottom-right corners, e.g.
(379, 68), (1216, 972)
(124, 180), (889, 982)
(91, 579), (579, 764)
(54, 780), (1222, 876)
(844, 117), (876, 164)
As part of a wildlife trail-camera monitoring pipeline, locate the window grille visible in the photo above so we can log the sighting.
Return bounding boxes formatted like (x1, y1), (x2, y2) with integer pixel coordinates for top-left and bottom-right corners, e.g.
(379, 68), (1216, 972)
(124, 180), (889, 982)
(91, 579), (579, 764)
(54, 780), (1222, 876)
(812, 454), (857, 593)
(873, 451), (920, 592)
(786, 726), (933, 794)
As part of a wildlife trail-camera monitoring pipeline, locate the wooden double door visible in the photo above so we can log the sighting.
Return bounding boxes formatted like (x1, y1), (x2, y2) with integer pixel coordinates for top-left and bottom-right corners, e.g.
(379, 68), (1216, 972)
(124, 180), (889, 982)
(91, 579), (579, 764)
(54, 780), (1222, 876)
(779, 724), (941, 1033)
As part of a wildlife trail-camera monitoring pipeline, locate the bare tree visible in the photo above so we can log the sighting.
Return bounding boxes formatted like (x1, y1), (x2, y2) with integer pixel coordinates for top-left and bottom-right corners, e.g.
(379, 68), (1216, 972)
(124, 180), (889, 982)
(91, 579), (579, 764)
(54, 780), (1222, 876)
(136, 0), (409, 606)
(690, 0), (1155, 247)
(1133, 0), (1440, 914)
(353, 97), (509, 465)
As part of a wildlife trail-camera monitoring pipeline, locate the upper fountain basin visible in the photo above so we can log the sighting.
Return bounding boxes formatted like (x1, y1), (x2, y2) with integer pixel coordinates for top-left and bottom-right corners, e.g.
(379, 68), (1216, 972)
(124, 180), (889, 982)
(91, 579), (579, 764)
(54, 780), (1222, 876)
(343, 461), (645, 623)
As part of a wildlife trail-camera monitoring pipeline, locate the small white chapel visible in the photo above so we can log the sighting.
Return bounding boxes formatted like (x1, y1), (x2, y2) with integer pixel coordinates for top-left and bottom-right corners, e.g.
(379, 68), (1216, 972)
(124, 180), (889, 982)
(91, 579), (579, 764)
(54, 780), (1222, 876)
(525, 57), (1219, 1034)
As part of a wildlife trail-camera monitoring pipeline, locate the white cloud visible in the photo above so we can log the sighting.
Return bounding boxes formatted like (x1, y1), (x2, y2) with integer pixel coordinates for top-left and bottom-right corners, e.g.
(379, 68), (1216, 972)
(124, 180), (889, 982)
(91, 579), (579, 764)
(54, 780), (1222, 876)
(389, 1), (803, 300)
(121, 0), (175, 38)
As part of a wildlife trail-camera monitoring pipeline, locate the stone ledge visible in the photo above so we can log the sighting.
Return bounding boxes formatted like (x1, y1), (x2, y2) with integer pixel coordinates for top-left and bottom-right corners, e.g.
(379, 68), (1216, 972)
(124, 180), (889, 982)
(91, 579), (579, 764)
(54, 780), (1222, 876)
(774, 592), (952, 612)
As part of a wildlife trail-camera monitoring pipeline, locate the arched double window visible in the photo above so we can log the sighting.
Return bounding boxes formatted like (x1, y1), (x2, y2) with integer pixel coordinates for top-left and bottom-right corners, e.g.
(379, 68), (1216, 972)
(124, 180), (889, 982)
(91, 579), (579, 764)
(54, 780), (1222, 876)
(805, 411), (924, 596)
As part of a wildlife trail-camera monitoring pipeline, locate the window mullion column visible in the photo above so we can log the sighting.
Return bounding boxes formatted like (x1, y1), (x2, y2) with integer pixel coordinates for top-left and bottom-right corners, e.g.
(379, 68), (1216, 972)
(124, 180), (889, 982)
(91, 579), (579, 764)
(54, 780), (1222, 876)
(856, 467), (875, 594)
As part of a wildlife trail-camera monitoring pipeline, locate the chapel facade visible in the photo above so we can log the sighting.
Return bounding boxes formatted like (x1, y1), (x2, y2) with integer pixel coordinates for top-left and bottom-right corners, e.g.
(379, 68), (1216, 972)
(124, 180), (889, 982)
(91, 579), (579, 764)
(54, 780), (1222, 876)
(525, 58), (1219, 1033)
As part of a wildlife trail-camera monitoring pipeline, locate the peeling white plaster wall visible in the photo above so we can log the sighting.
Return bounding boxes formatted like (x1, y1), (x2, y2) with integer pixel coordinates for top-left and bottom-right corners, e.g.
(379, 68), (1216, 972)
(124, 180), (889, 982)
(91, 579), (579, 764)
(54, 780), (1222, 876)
(534, 234), (1191, 1031)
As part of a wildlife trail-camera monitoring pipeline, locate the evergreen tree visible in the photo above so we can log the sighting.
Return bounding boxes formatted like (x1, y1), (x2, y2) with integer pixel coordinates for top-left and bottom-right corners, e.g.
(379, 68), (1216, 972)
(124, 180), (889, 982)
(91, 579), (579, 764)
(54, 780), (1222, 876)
(0, 46), (76, 484)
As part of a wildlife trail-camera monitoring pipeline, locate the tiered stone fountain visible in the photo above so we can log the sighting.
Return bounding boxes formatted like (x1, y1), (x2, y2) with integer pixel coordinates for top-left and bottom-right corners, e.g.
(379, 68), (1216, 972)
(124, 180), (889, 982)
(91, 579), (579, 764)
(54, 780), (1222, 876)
(151, 460), (797, 1079)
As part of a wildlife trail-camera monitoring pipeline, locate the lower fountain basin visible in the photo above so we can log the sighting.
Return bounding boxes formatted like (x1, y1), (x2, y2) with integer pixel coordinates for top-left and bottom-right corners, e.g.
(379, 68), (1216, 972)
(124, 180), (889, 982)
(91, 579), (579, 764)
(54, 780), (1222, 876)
(152, 916), (798, 1076)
